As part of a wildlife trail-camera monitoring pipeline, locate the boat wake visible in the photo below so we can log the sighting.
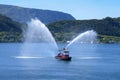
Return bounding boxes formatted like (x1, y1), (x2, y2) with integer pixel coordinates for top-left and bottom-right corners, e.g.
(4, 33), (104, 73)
(76, 57), (102, 60)
(13, 56), (44, 59)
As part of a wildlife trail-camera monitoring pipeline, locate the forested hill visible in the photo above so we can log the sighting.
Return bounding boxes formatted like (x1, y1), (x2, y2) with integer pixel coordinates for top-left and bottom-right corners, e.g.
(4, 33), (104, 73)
(0, 15), (22, 32)
(0, 4), (75, 24)
(0, 14), (23, 42)
(0, 14), (120, 43)
(47, 17), (120, 43)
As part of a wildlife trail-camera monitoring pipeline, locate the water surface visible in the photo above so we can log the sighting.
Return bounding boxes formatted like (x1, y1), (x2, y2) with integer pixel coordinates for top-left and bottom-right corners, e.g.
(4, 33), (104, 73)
(0, 43), (120, 80)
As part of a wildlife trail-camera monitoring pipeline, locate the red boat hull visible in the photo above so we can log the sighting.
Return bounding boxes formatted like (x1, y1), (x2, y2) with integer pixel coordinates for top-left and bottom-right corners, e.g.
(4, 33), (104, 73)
(55, 56), (72, 61)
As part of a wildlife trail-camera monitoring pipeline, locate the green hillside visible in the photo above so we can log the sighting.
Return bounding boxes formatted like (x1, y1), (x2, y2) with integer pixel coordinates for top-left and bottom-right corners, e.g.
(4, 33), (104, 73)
(47, 17), (120, 43)
(0, 14), (120, 43)
(0, 14), (23, 42)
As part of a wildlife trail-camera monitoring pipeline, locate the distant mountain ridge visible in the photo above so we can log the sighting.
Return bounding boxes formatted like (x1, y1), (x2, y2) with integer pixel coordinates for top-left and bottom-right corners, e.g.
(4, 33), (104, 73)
(0, 4), (75, 24)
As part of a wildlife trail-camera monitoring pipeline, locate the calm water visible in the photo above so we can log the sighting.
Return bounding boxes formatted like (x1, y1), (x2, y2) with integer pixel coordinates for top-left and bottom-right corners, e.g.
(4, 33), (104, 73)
(0, 43), (120, 80)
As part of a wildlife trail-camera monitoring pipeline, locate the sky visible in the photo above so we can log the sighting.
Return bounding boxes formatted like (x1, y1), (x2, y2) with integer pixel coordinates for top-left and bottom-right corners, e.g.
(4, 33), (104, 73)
(0, 0), (120, 20)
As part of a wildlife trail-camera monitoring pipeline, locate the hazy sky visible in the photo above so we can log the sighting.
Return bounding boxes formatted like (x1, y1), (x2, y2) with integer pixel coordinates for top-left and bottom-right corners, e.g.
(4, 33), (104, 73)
(0, 0), (120, 20)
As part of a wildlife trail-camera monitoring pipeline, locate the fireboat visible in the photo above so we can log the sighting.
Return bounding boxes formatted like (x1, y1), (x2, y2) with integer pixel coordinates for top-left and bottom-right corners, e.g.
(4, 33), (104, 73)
(55, 48), (72, 61)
